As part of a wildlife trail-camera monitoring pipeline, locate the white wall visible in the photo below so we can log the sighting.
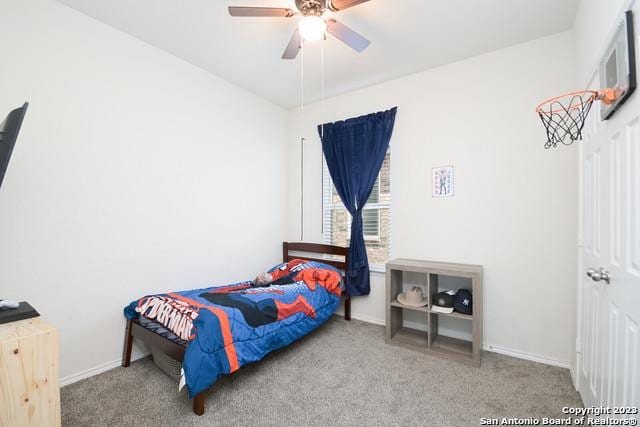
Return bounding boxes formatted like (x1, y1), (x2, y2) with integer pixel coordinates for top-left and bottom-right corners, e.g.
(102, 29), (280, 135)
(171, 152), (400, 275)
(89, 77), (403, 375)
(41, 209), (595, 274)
(287, 31), (578, 366)
(0, 0), (287, 383)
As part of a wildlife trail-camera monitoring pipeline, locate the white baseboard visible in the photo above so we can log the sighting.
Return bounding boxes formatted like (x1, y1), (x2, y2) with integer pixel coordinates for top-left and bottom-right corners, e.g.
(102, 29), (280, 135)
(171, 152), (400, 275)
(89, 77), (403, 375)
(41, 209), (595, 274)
(481, 343), (569, 369)
(569, 364), (578, 390)
(60, 351), (149, 387)
(344, 312), (569, 369)
(346, 312), (385, 326)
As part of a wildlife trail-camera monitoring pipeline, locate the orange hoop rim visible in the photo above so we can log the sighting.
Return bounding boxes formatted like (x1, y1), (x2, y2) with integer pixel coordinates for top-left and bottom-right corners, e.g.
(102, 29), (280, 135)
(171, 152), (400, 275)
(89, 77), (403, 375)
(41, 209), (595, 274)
(535, 90), (599, 114)
(536, 88), (620, 114)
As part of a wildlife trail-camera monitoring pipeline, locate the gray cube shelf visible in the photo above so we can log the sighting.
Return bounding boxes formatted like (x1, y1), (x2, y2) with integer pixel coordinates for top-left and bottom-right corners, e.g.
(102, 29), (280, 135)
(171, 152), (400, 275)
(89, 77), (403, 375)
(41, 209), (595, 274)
(385, 259), (483, 367)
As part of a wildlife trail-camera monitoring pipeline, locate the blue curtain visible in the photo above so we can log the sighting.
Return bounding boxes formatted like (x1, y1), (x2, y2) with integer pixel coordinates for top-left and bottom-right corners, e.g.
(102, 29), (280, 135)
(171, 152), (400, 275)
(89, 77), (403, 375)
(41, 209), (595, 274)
(318, 107), (397, 296)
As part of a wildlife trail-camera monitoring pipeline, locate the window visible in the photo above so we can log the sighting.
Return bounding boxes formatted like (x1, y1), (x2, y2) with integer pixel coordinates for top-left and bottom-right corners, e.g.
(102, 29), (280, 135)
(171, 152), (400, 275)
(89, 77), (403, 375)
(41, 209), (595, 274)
(323, 152), (391, 270)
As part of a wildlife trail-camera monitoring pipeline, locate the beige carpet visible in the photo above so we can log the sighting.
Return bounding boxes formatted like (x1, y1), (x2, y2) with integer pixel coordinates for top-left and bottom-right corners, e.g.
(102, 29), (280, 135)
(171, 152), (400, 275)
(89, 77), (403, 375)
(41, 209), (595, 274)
(61, 317), (582, 426)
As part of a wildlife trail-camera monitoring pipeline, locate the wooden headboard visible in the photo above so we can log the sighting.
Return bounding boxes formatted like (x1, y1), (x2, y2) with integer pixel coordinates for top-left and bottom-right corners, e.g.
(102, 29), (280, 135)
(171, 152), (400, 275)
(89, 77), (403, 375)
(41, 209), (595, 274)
(282, 242), (351, 321)
(282, 242), (348, 271)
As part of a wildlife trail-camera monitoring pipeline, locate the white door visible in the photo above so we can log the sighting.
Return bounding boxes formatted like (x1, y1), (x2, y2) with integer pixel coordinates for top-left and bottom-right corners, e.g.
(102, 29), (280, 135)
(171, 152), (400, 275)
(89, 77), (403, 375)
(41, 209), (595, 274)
(577, 8), (640, 416)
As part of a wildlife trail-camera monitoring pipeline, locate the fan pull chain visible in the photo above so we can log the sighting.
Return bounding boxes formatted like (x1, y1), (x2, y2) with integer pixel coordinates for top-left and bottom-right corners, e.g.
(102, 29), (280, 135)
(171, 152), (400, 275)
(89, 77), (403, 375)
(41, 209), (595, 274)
(320, 35), (325, 235)
(300, 39), (305, 241)
(301, 137), (305, 241)
(300, 39), (304, 130)
(321, 35), (325, 139)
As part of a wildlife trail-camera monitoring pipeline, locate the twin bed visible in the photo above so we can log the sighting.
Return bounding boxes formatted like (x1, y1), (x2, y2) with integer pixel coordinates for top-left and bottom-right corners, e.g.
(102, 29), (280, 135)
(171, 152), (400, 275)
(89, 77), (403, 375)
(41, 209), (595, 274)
(121, 242), (350, 415)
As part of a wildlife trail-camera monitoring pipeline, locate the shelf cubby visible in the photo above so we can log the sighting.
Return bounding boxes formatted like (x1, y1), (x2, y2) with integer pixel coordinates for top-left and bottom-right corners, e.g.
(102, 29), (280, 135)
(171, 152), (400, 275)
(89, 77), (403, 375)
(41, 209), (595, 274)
(384, 259), (483, 367)
(389, 300), (429, 313)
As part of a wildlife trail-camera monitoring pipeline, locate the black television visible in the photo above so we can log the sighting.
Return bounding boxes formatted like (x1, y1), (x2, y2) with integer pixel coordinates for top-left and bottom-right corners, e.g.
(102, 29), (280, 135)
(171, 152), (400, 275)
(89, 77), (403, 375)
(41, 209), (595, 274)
(0, 102), (38, 323)
(0, 102), (29, 190)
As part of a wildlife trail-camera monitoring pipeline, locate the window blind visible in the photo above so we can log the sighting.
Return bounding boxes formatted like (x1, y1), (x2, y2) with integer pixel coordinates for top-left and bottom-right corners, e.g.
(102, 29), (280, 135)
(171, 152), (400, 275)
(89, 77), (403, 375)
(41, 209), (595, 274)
(322, 151), (391, 271)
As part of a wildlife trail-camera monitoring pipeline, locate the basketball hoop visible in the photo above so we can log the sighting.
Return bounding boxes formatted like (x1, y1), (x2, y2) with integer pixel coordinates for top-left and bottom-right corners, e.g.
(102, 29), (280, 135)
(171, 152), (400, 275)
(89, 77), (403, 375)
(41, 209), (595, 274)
(536, 89), (618, 149)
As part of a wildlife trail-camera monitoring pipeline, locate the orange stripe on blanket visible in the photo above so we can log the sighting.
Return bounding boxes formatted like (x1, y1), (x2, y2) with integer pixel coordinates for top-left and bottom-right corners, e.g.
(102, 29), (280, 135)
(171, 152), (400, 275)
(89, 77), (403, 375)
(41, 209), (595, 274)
(168, 292), (240, 373)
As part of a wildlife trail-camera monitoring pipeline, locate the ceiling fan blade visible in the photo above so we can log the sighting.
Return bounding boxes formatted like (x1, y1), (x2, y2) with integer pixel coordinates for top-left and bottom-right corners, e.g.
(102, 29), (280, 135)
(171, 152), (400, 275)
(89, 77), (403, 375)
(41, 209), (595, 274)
(228, 6), (295, 17)
(282, 29), (303, 60)
(328, 0), (370, 11)
(326, 19), (370, 53)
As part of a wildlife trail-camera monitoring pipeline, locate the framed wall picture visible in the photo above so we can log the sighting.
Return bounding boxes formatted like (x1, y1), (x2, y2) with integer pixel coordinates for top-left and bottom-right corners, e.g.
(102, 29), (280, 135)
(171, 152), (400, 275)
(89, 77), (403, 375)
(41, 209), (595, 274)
(432, 166), (454, 197)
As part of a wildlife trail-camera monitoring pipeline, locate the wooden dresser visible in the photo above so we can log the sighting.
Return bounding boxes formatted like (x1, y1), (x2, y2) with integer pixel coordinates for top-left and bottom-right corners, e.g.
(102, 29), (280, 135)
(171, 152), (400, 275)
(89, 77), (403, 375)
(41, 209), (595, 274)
(0, 318), (61, 427)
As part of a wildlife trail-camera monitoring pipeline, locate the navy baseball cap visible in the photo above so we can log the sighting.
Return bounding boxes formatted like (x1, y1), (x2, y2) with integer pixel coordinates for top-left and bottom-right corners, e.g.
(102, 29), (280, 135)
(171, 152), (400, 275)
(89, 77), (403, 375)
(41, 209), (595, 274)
(453, 289), (472, 315)
(434, 291), (455, 308)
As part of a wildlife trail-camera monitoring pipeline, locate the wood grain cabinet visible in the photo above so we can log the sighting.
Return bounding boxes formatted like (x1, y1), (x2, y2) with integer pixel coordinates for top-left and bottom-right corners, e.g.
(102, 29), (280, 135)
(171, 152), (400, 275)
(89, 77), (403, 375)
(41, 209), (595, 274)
(385, 259), (483, 367)
(0, 318), (61, 427)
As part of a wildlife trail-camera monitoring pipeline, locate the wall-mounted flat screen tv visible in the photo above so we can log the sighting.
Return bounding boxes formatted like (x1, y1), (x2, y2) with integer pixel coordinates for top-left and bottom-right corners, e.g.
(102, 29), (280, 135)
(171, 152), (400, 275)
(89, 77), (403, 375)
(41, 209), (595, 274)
(0, 102), (29, 190)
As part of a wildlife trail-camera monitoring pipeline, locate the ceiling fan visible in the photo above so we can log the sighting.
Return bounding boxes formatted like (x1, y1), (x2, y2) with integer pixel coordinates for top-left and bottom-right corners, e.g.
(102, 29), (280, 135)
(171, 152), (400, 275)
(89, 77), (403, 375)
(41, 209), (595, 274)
(228, 0), (371, 60)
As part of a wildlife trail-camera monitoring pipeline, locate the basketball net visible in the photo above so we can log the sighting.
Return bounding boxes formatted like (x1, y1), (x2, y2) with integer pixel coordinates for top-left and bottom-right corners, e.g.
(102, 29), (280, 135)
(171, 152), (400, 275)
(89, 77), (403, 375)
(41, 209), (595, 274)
(535, 89), (618, 149)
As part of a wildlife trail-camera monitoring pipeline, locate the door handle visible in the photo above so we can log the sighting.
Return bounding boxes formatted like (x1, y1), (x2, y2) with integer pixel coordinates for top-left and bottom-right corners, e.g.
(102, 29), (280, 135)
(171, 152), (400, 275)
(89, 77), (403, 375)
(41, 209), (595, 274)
(587, 267), (611, 284)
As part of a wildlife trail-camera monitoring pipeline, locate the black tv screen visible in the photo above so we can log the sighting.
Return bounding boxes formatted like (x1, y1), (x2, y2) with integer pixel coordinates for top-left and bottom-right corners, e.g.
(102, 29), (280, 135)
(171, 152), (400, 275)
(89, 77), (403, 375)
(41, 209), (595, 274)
(0, 102), (29, 190)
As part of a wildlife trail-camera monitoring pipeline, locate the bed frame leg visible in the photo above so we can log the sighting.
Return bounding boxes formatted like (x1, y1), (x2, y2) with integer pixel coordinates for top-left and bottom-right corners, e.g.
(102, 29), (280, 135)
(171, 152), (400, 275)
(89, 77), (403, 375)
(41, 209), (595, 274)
(122, 319), (133, 367)
(344, 296), (351, 321)
(193, 392), (205, 416)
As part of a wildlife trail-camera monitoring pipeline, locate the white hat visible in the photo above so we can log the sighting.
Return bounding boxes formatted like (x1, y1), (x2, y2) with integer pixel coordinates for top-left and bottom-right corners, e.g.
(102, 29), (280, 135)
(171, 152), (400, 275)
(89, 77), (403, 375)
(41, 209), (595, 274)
(397, 286), (428, 307)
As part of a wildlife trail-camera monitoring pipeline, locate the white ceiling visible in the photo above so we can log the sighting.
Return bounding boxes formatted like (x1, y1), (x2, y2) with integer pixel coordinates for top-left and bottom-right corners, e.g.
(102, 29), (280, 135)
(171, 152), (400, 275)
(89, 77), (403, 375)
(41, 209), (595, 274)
(56, 0), (579, 109)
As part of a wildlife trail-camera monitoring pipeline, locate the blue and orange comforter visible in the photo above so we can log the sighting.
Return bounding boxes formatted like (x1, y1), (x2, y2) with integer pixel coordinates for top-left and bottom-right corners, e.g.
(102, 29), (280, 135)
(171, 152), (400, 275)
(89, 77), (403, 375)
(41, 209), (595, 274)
(124, 259), (342, 398)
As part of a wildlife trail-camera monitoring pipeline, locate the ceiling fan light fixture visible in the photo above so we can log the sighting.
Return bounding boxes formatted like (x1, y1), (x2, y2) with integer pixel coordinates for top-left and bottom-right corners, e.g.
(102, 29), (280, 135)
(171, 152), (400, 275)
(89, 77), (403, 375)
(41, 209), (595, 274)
(298, 16), (326, 42)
